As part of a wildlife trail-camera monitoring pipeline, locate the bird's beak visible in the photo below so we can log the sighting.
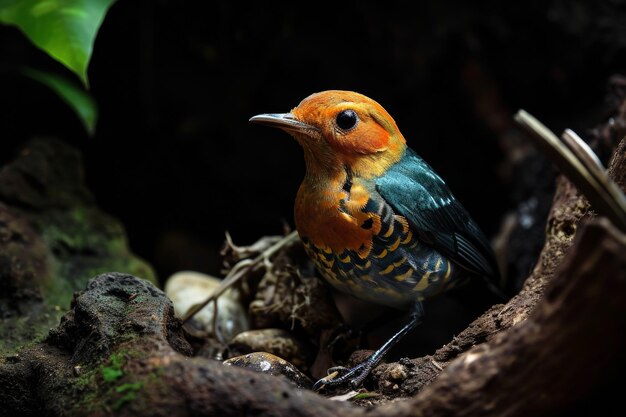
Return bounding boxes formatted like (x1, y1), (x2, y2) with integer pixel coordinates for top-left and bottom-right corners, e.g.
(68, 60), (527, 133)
(249, 113), (316, 134)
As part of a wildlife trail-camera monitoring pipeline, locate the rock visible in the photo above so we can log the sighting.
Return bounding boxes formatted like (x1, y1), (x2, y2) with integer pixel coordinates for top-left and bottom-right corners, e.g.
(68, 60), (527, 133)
(387, 363), (408, 381)
(0, 202), (51, 312)
(224, 352), (313, 389)
(2, 272), (194, 415)
(164, 270), (249, 341)
(228, 328), (312, 372)
(47, 272), (193, 361)
(0, 138), (156, 355)
(0, 273), (349, 417)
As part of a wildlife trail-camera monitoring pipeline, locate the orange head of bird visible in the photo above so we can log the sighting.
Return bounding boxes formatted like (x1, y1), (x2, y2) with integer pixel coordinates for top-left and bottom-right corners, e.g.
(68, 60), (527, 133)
(250, 90), (407, 179)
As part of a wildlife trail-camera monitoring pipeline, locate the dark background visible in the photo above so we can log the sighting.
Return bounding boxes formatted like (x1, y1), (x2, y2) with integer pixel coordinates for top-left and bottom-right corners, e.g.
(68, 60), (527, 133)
(1, 0), (625, 284)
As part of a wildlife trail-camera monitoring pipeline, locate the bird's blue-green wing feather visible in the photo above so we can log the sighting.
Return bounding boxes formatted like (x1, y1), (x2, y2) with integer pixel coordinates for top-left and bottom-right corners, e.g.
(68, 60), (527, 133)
(375, 148), (499, 280)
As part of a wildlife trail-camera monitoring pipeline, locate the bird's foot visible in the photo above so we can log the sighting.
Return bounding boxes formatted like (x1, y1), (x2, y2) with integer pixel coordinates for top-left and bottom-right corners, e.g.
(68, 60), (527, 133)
(312, 360), (374, 391)
(314, 304), (424, 392)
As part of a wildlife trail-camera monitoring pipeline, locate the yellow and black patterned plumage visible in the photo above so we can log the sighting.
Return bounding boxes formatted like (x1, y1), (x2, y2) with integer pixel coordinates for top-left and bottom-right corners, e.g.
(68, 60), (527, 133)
(300, 170), (462, 311)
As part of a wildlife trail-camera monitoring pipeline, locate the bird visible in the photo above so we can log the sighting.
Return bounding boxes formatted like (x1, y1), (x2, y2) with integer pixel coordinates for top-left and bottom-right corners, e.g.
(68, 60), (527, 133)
(249, 90), (502, 390)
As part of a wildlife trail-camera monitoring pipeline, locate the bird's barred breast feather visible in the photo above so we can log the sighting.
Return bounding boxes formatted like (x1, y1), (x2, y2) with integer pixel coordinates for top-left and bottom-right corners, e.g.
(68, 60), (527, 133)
(296, 147), (499, 309)
(297, 167), (465, 309)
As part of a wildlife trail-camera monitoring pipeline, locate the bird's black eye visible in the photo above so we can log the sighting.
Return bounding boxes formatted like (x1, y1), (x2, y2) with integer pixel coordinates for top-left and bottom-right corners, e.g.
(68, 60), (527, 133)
(336, 109), (358, 131)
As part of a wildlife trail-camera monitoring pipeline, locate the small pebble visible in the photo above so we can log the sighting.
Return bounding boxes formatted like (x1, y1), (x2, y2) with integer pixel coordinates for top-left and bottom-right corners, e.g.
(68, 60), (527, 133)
(387, 363), (408, 381)
(224, 352), (312, 389)
(228, 328), (310, 372)
(164, 270), (249, 341)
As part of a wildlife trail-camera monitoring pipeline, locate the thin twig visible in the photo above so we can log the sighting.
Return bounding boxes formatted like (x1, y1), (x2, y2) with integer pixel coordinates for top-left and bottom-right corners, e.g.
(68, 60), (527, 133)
(181, 231), (300, 324)
(514, 110), (626, 231)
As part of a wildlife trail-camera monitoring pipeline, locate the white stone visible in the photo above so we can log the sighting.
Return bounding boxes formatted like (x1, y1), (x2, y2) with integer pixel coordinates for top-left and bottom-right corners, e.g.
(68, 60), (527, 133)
(164, 270), (249, 341)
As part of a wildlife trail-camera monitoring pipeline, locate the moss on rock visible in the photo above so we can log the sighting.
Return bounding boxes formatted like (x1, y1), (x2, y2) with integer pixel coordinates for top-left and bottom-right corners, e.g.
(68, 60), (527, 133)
(0, 138), (157, 354)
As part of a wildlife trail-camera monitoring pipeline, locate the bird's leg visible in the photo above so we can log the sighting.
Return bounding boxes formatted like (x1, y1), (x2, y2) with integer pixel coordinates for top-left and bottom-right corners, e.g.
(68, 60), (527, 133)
(313, 302), (424, 391)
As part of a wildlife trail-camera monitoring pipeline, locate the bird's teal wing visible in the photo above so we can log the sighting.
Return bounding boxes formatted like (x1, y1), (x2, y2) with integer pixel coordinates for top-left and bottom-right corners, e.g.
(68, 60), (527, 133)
(374, 148), (499, 281)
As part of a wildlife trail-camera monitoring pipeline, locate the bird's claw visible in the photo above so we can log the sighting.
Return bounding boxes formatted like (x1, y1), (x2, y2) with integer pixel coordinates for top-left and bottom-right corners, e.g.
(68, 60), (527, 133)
(312, 371), (339, 391)
(312, 362), (370, 392)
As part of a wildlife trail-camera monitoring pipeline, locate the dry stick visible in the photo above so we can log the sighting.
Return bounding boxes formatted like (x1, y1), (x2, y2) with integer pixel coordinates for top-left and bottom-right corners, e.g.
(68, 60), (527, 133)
(561, 128), (626, 217)
(181, 230), (299, 325)
(514, 110), (626, 231)
(561, 129), (605, 172)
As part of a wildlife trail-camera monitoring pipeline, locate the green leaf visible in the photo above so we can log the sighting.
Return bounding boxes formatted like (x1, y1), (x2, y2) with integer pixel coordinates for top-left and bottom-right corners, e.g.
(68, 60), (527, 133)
(23, 67), (98, 136)
(101, 366), (123, 382)
(352, 392), (381, 400)
(0, 0), (117, 87)
(115, 382), (144, 393)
